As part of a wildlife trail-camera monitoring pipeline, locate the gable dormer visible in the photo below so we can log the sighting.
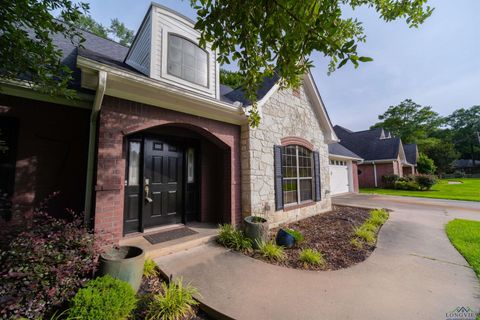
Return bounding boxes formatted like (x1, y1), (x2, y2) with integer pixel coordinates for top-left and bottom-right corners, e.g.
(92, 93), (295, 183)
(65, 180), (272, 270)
(125, 3), (219, 99)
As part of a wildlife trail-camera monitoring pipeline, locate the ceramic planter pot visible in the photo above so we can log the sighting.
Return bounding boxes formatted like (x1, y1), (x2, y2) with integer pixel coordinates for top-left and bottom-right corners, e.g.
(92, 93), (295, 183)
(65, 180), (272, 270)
(99, 245), (145, 292)
(276, 228), (295, 248)
(244, 216), (268, 249)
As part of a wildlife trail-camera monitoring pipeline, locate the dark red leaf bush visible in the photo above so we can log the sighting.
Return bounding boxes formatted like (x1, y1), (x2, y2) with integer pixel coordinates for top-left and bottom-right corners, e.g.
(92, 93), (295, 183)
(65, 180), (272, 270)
(0, 194), (103, 319)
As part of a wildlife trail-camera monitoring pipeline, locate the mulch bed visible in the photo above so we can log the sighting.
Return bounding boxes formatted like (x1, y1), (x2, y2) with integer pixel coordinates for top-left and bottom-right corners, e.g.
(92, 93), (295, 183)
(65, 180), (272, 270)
(246, 205), (378, 271)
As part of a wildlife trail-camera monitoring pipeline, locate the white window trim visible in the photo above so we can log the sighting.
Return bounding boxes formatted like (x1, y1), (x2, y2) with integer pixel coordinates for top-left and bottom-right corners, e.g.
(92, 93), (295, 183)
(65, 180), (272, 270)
(283, 145), (314, 206)
(166, 33), (209, 88)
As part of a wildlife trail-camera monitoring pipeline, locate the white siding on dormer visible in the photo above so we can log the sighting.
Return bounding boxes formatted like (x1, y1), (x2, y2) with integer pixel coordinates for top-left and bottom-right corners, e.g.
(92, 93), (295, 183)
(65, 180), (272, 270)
(125, 12), (151, 76)
(152, 6), (217, 98)
(125, 3), (220, 99)
(124, 4), (218, 99)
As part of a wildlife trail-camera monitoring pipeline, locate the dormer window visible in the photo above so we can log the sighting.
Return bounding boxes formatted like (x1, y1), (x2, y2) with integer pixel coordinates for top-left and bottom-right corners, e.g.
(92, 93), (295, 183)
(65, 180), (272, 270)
(167, 34), (208, 87)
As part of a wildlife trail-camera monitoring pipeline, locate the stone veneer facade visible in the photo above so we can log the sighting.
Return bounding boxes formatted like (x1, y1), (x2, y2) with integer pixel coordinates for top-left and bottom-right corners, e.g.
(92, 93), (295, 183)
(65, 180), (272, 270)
(241, 85), (331, 227)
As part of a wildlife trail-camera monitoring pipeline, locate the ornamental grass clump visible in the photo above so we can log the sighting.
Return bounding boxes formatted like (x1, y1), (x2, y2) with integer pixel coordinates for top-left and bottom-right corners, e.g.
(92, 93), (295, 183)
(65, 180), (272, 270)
(299, 248), (325, 267)
(258, 241), (286, 262)
(285, 228), (305, 244)
(68, 275), (137, 320)
(217, 224), (252, 251)
(352, 209), (389, 245)
(144, 258), (159, 279)
(146, 277), (199, 320)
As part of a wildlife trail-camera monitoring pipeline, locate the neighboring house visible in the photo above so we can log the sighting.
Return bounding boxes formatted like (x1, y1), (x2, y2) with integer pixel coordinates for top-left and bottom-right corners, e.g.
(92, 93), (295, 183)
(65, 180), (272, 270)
(0, 3), (339, 243)
(328, 143), (362, 195)
(334, 125), (418, 188)
(452, 159), (480, 173)
(403, 144), (418, 175)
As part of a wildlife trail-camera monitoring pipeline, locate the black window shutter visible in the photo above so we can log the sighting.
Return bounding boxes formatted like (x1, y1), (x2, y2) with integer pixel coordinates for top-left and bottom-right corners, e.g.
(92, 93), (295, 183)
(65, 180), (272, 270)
(313, 151), (321, 201)
(274, 145), (284, 210)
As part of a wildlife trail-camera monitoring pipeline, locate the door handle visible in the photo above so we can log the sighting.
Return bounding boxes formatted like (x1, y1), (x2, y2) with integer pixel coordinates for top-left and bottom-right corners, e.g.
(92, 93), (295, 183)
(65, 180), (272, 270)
(144, 184), (153, 203)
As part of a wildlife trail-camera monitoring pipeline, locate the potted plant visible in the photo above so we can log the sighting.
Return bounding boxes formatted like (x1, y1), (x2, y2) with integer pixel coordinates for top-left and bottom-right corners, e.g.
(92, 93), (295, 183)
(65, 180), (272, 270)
(98, 245), (145, 292)
(244, 215), (268, 249)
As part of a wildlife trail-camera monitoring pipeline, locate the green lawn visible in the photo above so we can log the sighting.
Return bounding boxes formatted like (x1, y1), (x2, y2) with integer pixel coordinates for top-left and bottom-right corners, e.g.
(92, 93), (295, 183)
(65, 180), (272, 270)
(446, 219), (480, 319)
(360, 178), (480, 202)
(446, 219), (480, 278)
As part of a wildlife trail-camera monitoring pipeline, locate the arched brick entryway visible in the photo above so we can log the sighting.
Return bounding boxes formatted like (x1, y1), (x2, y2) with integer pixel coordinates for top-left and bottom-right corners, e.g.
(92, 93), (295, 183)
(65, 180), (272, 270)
(93, 96), (241, 243)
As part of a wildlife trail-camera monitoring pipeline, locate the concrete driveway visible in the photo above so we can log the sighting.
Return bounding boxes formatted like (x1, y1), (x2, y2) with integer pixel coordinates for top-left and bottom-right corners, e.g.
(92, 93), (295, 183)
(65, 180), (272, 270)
(156, 194), (480, 320)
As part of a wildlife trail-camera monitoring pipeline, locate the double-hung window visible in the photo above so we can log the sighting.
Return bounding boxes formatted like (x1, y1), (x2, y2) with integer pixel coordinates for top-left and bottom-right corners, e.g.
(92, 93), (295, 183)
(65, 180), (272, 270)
(281, 145), (314, 205)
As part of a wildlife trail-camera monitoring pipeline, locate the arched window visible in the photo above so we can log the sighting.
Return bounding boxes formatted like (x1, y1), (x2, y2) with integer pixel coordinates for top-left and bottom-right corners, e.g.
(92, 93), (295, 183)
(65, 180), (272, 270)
(167, 34), (208, 87)
(282, 145), (314, 204)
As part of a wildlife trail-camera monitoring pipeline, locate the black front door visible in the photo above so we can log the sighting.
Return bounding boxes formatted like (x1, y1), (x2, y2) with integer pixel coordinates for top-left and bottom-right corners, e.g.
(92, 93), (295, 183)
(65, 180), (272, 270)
(142, 137), (183, 228)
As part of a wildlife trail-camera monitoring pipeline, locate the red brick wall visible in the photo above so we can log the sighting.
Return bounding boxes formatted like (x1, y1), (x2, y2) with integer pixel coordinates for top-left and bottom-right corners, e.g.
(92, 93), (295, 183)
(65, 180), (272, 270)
(357, 162), (396, 188)
(403, 166), (411, 176)
(94, 96), (241, 243)
(352, 161), (359, 192)
(0, 95), (89, 222)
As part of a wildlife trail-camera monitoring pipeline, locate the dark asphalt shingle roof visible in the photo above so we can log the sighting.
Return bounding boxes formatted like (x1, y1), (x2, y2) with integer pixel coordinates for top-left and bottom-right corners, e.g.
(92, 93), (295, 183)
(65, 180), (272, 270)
(334, 125), (402, 161)
(403, 144), (418, 165)
(50, 28), (130, 90)
(49, 26), (278, 103)
(328, 143), (362, 160)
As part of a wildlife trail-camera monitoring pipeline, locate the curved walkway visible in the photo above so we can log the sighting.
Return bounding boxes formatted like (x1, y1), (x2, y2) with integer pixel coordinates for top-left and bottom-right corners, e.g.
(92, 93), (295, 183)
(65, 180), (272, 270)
(155, 194), (480, 320)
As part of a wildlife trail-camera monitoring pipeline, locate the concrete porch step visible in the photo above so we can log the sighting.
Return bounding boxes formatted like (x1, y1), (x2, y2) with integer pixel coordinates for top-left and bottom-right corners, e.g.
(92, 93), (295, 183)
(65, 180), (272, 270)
(119, 223), (218, 259)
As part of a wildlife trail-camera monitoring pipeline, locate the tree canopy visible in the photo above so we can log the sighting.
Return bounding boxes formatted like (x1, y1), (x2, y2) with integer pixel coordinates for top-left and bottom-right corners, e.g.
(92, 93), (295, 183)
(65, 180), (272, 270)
(447, 105), (480, 164)
(219, 69), (245, 89)
(371, 99), (444, 145)
(73, 14), (134, 46)
(191, 0), (433, 126)
(0, 0), (89, 97)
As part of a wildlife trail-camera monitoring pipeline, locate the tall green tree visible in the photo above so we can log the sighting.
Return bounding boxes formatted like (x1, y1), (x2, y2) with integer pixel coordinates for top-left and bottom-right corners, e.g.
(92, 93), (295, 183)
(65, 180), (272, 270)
(371, 99), (444, 145)
(191, 0), (433, 126)
(108, 18), (134, 46)
(74, 13), (108, 38)
(0, 0), (89, 97)
(220, 69), (245, 88)
(73, 15), (134, 46)
(447, 106), (480, 166)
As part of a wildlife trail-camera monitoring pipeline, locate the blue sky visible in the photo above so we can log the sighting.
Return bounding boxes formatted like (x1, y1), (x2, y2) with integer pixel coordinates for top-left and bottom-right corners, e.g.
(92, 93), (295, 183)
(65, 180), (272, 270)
(83, 0), (479, 130)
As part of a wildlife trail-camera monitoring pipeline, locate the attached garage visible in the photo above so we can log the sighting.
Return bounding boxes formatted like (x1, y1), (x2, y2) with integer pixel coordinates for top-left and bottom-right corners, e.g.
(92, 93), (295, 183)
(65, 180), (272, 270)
(329, 159), (350, 195)
(328, 143), (363, 195)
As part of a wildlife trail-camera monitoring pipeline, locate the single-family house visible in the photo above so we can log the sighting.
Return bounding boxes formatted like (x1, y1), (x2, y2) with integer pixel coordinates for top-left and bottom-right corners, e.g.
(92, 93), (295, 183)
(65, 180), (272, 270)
(327, 143), (362, 195)
(0, 3), (340, 244)
(334, 125), (418, 188)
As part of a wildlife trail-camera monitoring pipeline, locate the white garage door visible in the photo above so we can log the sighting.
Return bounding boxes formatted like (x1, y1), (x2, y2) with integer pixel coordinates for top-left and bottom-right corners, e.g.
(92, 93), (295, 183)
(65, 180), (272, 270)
(330, 160), (349, 195)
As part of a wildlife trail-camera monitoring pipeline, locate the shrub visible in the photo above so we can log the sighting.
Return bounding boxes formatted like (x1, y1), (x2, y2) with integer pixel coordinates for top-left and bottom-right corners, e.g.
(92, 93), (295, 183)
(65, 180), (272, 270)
(417, 152), (437, 174)
(299, 248), (325, 267)
(258, 241), (286, 262)
(414, 174), (437, 190)
(68, 275), (137, 320)
(144, 258), (159, 278)
(394, 180), (420, 190)
(454, 171), (466, 178)
(146, 277), (199, 320)
(0, 195), (103, 319)
(285, 228), (304, 244)
(381, 174), (399, 188)
(217, 224), (252, 251)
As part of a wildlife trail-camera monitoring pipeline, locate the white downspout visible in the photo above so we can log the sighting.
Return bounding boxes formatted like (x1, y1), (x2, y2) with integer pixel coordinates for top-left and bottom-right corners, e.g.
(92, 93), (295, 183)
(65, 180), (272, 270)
(84, 70), (107, 225)
(373, 161), (378, 188)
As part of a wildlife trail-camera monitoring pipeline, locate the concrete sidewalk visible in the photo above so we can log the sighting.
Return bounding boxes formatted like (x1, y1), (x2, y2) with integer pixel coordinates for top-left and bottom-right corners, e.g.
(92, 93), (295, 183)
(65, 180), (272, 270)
(156, 195), (480, 320)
